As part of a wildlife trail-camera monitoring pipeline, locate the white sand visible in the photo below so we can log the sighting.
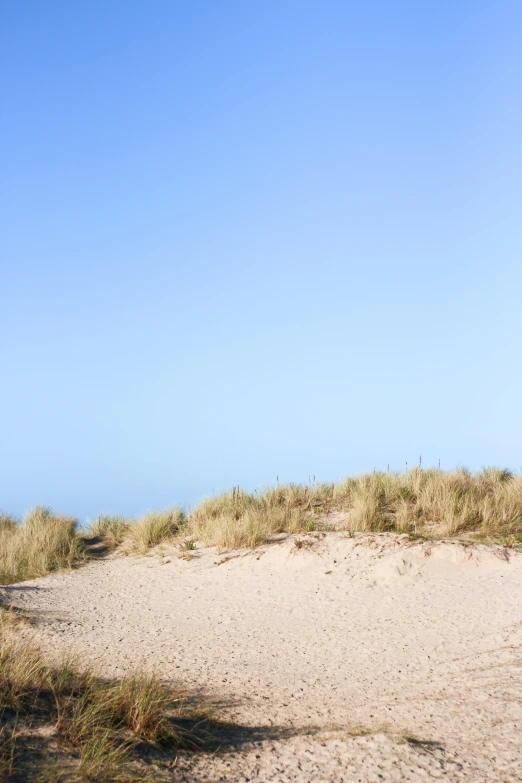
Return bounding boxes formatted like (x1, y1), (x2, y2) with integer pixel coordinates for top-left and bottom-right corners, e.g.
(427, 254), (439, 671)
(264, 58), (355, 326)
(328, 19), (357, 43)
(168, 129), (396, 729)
(5, 533), (522, 781)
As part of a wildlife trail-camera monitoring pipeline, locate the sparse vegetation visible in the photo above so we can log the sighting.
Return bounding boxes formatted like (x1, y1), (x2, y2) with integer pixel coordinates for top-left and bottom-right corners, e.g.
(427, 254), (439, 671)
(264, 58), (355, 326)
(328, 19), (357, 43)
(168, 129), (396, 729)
(1, 469), (519, 782)
(1, 469), (520, 582)
(179, 539), (196, 551)
(0, 607), (213, 781)
(292, 537), (315, 551)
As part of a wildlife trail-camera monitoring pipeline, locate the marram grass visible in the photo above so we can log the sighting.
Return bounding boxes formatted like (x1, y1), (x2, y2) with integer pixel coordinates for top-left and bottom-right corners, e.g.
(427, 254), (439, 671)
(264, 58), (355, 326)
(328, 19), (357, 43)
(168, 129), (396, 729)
(1, 468), (521, 586)
(0, 506), (84, 585)
(0, 608), (214, 781)
(127, 508), (185, 554)
(186, 468), (522, 548)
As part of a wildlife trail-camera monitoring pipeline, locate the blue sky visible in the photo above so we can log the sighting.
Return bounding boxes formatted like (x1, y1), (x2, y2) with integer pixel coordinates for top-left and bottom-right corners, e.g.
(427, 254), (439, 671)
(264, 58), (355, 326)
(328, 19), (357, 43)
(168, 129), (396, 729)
(1, 1), (521, 520)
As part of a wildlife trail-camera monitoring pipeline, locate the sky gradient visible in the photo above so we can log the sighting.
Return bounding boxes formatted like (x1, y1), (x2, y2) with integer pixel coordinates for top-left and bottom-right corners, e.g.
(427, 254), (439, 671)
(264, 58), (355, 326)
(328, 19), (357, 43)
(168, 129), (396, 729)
(1, 1), (521, 521)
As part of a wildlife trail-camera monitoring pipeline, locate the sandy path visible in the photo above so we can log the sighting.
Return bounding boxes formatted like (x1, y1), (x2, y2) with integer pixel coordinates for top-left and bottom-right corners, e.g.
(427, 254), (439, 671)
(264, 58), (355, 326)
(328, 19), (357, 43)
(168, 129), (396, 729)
(5, 533), (522, 782)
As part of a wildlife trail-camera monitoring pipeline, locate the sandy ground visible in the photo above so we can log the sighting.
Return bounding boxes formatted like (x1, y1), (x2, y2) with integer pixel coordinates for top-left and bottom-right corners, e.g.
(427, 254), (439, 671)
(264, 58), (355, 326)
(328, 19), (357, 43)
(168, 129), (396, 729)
(4, 532), (522, 782)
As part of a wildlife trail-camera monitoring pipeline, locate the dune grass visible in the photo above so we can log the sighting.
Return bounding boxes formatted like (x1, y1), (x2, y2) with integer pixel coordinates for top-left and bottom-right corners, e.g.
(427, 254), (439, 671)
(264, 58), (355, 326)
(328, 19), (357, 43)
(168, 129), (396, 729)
(0, 507), (84, 586)
(88, 515), (132, 550)
(186, 468), (522, 548)
(0, 608), (213, 781)
(127, 509), (185, 554)
(88, 509), (185, 555)
(335, 467), (522, 540)
(186, 486), (316, 549)
(2, 469), (521, 584)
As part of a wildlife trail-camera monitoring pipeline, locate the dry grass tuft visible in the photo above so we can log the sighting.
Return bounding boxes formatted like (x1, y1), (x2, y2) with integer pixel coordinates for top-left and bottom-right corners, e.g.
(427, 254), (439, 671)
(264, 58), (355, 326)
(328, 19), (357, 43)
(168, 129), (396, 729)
(292, 537), (315, 551)
(128, 508), (185, 554)
(186, 486), (315, 549)
(89, 515), (132, 550)
(0, 608), (214, 781)
(0, 507), (84, 585)
(89, 511), (186, 555)
(177, 539), (196, 561)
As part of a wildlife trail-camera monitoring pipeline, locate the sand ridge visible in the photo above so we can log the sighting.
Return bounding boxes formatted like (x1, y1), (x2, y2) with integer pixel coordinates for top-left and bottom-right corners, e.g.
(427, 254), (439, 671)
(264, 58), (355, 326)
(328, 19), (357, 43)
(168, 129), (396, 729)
(5, 533), (522, 782)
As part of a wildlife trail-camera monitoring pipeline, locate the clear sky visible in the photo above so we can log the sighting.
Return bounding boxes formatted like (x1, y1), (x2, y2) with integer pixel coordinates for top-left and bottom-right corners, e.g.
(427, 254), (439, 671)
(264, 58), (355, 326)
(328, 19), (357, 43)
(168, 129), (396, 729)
(1, 1), (521, 521)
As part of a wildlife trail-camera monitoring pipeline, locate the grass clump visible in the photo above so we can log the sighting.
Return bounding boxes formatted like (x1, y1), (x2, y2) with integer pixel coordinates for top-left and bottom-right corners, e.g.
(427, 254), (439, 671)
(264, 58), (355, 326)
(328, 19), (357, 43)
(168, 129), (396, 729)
(89, 510), (186, 555)
(334, 467), (522, 539)
(0, 608), (212, 781)
(0, 507), (84, 585)
(178, 539), (196, 551)
(128, 509), (185, 554)
(187, 486), (315, 549)
(89, 515), (132, 550)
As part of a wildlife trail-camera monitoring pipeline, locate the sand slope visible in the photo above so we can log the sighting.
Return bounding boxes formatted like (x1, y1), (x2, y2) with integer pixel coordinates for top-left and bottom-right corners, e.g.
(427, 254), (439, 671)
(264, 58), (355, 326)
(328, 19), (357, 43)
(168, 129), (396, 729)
(5, 533), (522, 782)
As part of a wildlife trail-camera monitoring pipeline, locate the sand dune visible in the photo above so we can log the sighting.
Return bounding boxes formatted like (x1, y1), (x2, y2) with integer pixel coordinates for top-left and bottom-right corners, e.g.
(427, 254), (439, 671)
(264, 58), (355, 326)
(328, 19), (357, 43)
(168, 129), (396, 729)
(6, 533), (522, 782)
